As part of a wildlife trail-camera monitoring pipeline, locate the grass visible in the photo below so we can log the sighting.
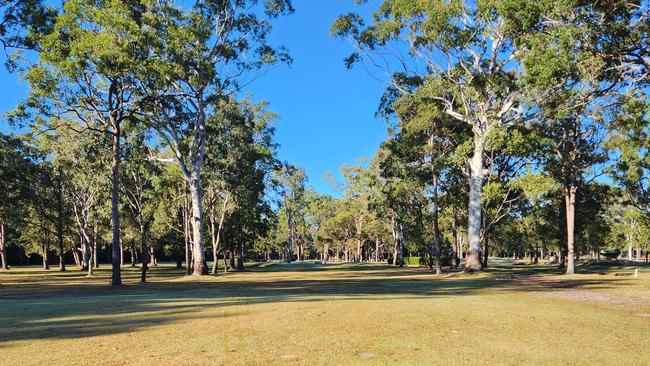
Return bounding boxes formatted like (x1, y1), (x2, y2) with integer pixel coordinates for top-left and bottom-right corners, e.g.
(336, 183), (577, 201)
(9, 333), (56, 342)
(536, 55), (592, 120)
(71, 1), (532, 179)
(1, 260), (649, 366)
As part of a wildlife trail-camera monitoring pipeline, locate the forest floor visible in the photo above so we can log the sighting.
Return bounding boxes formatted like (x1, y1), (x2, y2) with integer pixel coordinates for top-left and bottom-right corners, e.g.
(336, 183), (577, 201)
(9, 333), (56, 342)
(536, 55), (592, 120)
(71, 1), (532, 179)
(1, 260), (649, 366)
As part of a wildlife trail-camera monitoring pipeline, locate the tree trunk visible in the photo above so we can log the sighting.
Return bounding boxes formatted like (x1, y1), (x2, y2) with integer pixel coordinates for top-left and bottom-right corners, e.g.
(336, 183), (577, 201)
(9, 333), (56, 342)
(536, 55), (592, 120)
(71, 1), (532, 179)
(0, 222), (8, 270)
(356, 239), (362, 263)
(119, 237), (124, 267)
(375, 240), (379, 263)
(628, 242), (633, 261)
(432, 173), (443, 275)
(451, 210), (459, 269)
(235, 225), (244, 271)
(75, 224), (93, 276)
(465, 136), (485, 272)
(228, 251), (235, 272)
(398, 223), (404, 267)
(110, 128), (122, 286)
(322, 242), (329, 264)
(150, 245), (156, 266)
(86, 236), (93, 277)
(55, 175), (66, 272)
(223, 250), (229, 273)
(140, 219), (148, 283)
(565, 184), (577, 275)
(188, 172), (207, 275)
(211, 194), (229, 275)
(482, 227), (490, 268)
(286, 213), (293, 263)
(93, 221), (99, 269)
(42, 243), (49, 270)
(183, 198), (192, 275)
(72, 246), (81, 267)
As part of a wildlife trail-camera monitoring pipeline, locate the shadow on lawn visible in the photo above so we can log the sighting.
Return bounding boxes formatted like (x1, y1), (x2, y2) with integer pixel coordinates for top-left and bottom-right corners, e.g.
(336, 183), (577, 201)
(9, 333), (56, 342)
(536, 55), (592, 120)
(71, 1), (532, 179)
(0, 262), (630, 343)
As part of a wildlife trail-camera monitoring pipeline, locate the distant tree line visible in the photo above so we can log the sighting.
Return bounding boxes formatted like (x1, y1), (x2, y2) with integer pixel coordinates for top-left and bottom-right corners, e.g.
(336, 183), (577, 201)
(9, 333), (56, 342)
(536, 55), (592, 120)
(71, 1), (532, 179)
(0, 0), (649, 283)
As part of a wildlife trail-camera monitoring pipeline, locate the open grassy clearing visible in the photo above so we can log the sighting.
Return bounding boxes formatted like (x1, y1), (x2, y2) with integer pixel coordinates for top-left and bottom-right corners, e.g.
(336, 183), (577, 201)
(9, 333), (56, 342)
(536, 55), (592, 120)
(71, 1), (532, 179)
(1, 262), (649, 366)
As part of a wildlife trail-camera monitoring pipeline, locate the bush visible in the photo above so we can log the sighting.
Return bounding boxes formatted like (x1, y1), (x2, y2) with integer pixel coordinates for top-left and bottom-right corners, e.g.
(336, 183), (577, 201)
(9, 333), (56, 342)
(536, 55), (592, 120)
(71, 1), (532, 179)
(404, 256), (421, 266)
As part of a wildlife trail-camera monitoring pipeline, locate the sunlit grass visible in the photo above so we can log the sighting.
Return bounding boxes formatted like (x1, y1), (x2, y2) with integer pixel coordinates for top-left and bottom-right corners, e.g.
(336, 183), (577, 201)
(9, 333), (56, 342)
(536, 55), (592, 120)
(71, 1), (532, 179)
(1, 261), (649, 365)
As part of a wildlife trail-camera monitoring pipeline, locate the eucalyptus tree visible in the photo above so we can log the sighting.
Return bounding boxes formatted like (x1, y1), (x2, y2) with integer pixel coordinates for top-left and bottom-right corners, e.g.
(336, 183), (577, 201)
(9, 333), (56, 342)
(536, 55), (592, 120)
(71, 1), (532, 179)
(508, 0), (647, 273)
(122, 130), (159, 282)
(144, 0), (293, 276)
(57, 130), (110, 275)
(202, 99), (277, 272)
(305, 191), (337, 263)
(274, 165), (307, 263)
(0, 0), (53, 64)
(211, 100), (278, 270)
(340, 163), (374, 262)
(382, 82), (473, 272)
(21, 163), (53, 270)
(0, 133), (36, 269)
(14, 0), (157, 285)
(479, 125), (541, 266)
(151, 163), (187, 269)
(333, 0), (530, 271)
(378, 144), (426, 267)
(610, 95), (650, 219)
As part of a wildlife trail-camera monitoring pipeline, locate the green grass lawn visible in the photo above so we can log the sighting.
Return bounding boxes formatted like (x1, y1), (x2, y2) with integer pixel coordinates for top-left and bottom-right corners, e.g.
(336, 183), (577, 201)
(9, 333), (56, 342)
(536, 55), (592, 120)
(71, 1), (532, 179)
(1, 261), (649, 366)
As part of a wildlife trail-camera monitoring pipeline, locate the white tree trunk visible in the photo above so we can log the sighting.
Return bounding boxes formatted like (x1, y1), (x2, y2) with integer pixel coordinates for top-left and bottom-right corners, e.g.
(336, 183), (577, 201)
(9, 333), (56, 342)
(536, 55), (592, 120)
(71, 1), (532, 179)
(0, 222), (8, 270)
(565, 185), (577, 274)
(189, 172), (206, 275)
(465, 135), (485, 271)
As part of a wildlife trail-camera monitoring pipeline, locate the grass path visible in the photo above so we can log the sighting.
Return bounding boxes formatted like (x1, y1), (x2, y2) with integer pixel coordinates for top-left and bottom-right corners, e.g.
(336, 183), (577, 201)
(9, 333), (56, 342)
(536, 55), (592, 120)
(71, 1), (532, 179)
(1, 261), (649, 365)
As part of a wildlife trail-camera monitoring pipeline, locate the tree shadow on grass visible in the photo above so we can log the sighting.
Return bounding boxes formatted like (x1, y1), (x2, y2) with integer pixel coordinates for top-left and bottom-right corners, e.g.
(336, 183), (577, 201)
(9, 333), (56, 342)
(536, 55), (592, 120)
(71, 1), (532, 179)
(0, 262), (630, 343)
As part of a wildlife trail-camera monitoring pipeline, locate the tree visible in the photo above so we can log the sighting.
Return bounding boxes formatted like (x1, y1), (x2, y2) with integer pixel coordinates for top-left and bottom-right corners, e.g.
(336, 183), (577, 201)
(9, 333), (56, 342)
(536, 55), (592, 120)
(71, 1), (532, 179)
(510, 0), (648, 273)
(122, 130), (159, 282)
(15, 0), (157, 285)
(144, 0), (293, 276)
(0, 133), (36, 269)
(610, 95), (650, 220)
(333, 1), (529, 271)
(0, 0), (53, 65)
(61, 130), (110, 276)
(201, 100), (276, 272)
(275, 165), (307, 263)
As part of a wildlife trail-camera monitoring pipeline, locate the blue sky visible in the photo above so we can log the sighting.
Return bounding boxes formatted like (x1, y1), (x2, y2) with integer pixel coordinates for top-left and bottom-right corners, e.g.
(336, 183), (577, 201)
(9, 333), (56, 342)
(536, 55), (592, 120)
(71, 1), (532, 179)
(0, 0), (389, 197)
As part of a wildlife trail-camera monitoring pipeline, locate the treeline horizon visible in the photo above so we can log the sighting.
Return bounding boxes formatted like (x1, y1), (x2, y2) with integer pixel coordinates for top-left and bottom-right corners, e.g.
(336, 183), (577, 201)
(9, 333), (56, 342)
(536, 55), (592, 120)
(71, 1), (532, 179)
(0, 0), (649, 284)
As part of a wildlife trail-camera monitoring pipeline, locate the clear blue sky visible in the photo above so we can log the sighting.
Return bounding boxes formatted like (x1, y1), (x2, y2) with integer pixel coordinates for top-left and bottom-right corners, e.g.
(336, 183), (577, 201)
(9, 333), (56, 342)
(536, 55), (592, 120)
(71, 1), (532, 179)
(0, 0), (388, 197)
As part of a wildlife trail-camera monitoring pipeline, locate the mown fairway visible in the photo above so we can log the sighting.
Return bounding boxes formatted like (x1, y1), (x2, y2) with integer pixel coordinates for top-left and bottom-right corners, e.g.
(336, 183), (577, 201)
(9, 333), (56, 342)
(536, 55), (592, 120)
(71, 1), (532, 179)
(1, 262), (649, 366)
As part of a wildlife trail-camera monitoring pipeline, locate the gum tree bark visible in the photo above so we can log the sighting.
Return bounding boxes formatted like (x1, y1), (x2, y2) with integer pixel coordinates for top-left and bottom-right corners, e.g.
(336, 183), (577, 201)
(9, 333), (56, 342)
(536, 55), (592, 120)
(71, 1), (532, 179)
(465, 135), (486, 271)
(211, 193), (228, 275)
(93, 221), (99, 269)
(110, 126), (122, 285)
(71, 190), (95, 276)
(55, 173), (66, 271)
(564, 184), (577, 274)
(140, 220), (148, 282)
(153, 107), (208, 276)
(286, 212), (293, 263)
(42, 234), (50, 270)
(431, 173), (443, 275)
(0, 222), (8, 270)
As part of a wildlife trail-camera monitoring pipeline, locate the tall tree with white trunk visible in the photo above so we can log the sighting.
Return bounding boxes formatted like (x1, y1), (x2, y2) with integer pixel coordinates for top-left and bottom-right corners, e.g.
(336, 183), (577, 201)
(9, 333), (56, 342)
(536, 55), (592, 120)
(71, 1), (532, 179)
(144, 0), (293, 275)
(333, 0), (528, 271)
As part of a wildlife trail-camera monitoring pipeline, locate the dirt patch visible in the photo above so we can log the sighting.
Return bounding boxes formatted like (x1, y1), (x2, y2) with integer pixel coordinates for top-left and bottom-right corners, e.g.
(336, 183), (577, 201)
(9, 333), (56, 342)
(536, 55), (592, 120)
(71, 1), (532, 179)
(513, 275), (646, 308)
(540, 289), (645, 307)
(357, 352), (377, 359)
